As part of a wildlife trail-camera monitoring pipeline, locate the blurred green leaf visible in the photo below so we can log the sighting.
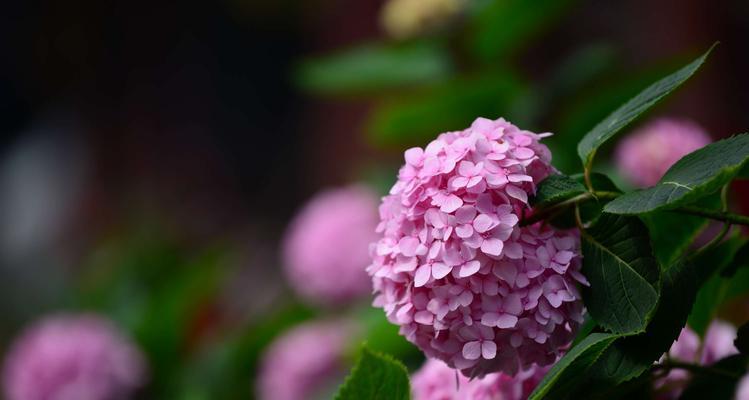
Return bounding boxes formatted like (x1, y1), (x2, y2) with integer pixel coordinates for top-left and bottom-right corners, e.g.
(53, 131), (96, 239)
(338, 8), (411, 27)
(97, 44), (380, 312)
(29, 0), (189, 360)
(581, 214), (660, 334)
(296, 41), (452, 94)
(577, 45), (715, 169)
(468, 0), (574, 61)
(605, 134), (749, 215)
(358, 307), (422, 369)
(688, 234), (749, 336)
(368, 72), (526, 147)
(334, 346), (410, 400)
(721, 241), (749, 278)
(551, 66), (670, 174)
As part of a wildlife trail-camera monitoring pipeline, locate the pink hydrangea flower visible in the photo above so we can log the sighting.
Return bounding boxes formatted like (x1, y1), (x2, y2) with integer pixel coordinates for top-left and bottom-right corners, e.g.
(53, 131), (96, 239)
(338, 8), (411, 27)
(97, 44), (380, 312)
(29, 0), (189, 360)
(411, 358), (549, 400)
(256, 320), (353, 400)
(2, 314), (146, 400)
(283, 185), (379, 305)
(615, 118), (711, 187)
(655, 320), (738, 399)
(368, 117), (587, 377)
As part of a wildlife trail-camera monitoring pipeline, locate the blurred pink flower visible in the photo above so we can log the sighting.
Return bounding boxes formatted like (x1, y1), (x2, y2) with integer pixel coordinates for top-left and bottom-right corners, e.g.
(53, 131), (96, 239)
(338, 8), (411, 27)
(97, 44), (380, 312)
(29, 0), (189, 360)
(256, 320), (352, 400)
(368, 117), (586, 378)
(736, 374), (749, 400)
(655, 320), (738, 399)
(412, 357), (549, 400)
(615, 118), (711, 187)
(283, 185), (379, 305)
(2, 314), (146, 400)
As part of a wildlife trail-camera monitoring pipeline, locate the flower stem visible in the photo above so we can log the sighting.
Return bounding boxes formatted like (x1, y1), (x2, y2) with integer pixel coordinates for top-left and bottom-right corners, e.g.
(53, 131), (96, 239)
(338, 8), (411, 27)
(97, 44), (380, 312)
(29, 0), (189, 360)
(672, 207), (749, 227)
(653, 360), (741, 379)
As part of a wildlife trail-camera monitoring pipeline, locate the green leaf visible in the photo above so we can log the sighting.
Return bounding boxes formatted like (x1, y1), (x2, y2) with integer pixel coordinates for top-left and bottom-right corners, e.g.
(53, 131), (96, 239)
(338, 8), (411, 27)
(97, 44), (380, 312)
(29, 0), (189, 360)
(581, 214), (660, 334)
(553, 237), (732, 397)
(722, 241), (749, 278)
(576, 45), (715, 169)
(528, 333), (620, 400)
(531, 174), (586, 208)
(688, 234), (749, 335)
(335, 346), (410, 400)
(605, 134), (749, 215)
(552, 64), (674, 174)
(641, 211), (707, 268)
(536, 173), (621, 229)
(368, 74), (525, 147)
(583, 258), (699, 391)
(680, 354), (748, 400)
(296, 42), (452, 94)
(739, 163), (749, 179)
(640, 193), (719, 268)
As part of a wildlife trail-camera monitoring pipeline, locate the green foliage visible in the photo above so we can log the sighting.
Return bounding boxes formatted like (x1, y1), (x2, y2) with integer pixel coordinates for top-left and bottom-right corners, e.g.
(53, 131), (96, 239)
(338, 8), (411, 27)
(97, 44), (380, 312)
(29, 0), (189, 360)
(640, 192), (720, 267)
(582, 257), (700, 391)
(368, 73), (526, 146)
(641, 211), (707, 268)
(359, 308), (423, 369)
(688, 234), (749, 335)
(531, 174), (586, 208)
(576, 45), (715, 170)
(296, 42), (452, 94)
(528, 333), (620, 400)
(605, 134), (749, 214)
(581, 214), (660, 334)
(468, 0), (574, 61)
(335, 346), (411, 400)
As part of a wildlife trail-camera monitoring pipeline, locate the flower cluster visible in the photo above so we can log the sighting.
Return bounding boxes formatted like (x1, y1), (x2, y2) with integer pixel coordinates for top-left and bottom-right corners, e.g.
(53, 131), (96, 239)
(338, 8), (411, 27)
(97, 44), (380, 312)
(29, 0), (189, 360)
(615, 118), (711, 187)
(283, 185), (379, 305)
(2, 314), (146, 400)
(368, 117), (587, 377)
(256, 320), (353, 400)
(655, 320), (738, 399)
(411, 358), (549, 400)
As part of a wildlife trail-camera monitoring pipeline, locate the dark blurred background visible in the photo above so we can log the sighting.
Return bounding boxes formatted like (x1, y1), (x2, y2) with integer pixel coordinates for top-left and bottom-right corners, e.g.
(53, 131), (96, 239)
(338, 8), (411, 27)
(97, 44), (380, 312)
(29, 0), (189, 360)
(1, 0), (748, 398)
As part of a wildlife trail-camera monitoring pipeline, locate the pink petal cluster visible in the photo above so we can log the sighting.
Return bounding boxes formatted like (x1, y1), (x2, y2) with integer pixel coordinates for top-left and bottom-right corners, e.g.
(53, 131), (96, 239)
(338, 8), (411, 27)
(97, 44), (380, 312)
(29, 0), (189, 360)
(2, 314), (146, 400)
(256, 320), (352, 400)
(368, 117), (587, 377)
(283, 185), (379, 305)
(615, 118), (711, 187)
(655, 320), (738, 399)
(412, 358), (549, 400)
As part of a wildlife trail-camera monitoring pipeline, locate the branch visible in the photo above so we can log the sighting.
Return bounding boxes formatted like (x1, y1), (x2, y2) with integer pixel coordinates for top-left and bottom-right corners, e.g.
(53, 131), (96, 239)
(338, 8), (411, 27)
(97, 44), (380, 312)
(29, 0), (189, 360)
(653, 360), (741, 379)
(673, 207), (749, 227)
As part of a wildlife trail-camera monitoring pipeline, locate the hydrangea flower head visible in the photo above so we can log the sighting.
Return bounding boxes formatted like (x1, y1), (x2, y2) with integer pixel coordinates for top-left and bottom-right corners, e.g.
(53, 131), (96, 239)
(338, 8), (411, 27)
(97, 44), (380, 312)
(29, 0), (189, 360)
(368, 117), (587, 377)
(412, 358), (549, 400)
(283, 185), (379, 305)
(2, 314), (146, 400)
(615, 118), (711, 187)
(655, 320), (738, 398)
(256, 320), (352, 400)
